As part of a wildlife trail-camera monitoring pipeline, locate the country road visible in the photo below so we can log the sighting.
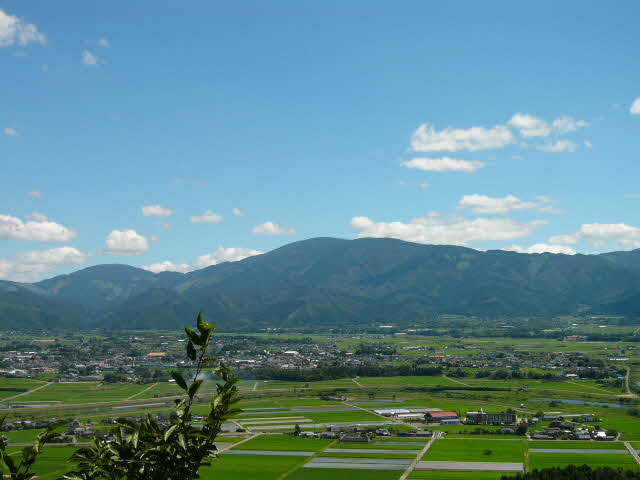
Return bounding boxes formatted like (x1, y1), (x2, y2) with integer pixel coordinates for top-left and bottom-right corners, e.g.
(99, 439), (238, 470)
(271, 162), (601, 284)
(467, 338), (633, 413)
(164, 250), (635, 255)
(1, 382), (53, 402)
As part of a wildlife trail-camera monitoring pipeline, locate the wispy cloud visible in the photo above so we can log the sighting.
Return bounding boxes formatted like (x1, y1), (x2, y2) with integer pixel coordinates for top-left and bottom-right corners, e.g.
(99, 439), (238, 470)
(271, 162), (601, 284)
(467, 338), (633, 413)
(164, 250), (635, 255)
(0, 8), (47, 47)
(142, 205), (174, 218)
(190, 210), (224, 224)
(402, 157), (485, 173)
(82, 50), (100, 66)
(252, 221), (296, 235)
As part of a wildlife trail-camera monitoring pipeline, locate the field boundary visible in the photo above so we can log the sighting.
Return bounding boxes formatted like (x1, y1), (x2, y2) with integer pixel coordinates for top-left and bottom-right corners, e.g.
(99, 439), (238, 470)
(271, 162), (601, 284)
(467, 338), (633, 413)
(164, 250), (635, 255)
(397, 430), (441, 480)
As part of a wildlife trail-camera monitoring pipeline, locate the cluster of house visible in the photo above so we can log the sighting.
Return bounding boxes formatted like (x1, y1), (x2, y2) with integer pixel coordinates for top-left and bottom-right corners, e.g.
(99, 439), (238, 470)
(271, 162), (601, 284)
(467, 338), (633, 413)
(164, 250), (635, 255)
(295, 423), (435, 442)
(425, 409), (517, 426)
(373, 407), (517, 426)
(0, 418), (55, 431)
(531, 414), (614, 441)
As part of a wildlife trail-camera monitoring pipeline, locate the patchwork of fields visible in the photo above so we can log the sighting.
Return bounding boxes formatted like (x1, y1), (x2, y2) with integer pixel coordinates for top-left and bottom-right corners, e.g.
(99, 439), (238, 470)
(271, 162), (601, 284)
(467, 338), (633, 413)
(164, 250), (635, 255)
(2, 372), (640, 478)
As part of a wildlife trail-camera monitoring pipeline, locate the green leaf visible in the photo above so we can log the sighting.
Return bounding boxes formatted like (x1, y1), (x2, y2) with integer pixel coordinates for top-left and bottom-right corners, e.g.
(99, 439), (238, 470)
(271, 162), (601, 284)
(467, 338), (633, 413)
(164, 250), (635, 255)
(164, 424), (178, 442)
(3, 452), (16, 473)
(171, 372), (188, 390)
(188, 379), (203, 398)
(186, 341), (197, 361)
(184, 326), (201, 347)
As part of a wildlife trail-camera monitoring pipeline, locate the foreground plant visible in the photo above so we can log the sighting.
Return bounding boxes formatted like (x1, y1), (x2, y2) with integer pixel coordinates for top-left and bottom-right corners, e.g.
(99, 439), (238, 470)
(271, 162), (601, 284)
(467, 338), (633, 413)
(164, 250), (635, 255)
(64, 313), (242, 480)
(0, 418), (68, 480)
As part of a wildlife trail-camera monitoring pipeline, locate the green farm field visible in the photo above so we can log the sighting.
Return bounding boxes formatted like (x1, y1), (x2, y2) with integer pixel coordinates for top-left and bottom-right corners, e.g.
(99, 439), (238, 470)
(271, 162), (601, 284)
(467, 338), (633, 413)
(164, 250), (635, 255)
(425, 439), (525, 463)
(10, 382), (149, 403)
(527, 441), (627, 449)
(0, 378), (48, 399)
(318, 451), (417, 459)
(409, 472), (504, 479)
(288, 469), (401, 480)
(234, 435), (333, 452)
(198, 454), (305, 480)
(332, 442), (423, 450)
(528, 452), (639, 471)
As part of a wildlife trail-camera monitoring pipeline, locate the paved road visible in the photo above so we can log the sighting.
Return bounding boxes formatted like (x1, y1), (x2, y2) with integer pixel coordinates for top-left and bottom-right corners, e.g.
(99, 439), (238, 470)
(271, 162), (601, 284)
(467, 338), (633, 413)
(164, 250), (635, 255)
(126, 382), (158, 400)
(217, 433), (260, 453)
(625, 441), (640, 466)
(398, 431), (441, 480)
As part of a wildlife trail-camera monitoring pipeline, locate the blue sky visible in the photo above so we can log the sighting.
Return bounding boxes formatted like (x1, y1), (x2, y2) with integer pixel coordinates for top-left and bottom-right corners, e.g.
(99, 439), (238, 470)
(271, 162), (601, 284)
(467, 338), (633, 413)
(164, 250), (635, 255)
(1, 1), (639, 281)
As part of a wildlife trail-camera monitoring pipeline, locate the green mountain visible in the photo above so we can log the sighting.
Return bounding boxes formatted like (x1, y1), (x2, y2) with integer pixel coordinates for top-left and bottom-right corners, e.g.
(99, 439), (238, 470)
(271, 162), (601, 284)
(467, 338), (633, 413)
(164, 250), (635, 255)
(2, 237), (640, 330)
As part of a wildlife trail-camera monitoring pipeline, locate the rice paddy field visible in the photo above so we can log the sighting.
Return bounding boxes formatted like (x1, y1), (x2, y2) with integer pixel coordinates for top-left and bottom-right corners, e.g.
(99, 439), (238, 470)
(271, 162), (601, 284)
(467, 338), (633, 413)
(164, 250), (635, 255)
(528, 452), (640, 471)
(234, 435), (333, 452)
(0, 378), (48, 399)
(3, 382), (149, 404)
(409, 472), (504, 479)
(198, 454), (306, 480)
(288, 469), (402, 480)
(424, 439), (526, 463)
(2, 332), (640, 478)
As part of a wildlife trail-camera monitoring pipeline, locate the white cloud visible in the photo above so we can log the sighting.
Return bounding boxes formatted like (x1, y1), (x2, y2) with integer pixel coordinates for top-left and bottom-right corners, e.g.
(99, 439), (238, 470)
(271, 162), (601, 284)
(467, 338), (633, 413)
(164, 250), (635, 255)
(537, 140), (578, 153)
(550, 223), (640, 249)
(630, 98), (640, 115)
(104, 229), (149, 254)
(402, 157), (485, 173)
(142, 260), (190, 274)
(252, 221), (296, 236)
(16, 246), (88, 266)
(505, 243), (576, 255)
(509, 113), (589, 138)
(82, 50), (100, 66)
(194, 246), (263, 268)
(142, 205), (174, 218)
(190, 210), (223, 224)
(584, 140), (593, 148)
(233, 208), (245, 216)
(0, 214), (76, 242)
(419, 183), (429, 189)
(578, 223), (640, 248)
(410, 123), (515, 152)
(142, 246), (264, 273)
(0, 9), (46, 47)
(351, 214), (546, 247)
(0, 246), (88, 282)
(552, 116), (589, 134)
(3, 127), (17, 136)
(457, 194), (560, 215)
(29, 190), (43, 198)
(98, 37), (110, 48)
(509, 113), (551, 138)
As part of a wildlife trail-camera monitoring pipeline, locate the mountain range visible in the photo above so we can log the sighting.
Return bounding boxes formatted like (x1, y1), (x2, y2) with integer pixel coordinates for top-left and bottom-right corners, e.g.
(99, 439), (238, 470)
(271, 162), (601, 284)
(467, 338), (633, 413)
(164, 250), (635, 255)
(1, 237), (640, 331)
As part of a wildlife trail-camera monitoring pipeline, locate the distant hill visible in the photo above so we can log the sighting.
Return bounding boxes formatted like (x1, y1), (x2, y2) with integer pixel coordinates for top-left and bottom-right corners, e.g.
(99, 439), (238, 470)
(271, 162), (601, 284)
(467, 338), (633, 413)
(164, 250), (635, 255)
(2, 237), (640, 330)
